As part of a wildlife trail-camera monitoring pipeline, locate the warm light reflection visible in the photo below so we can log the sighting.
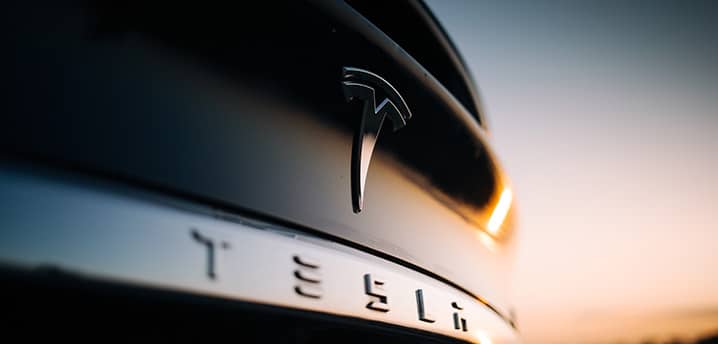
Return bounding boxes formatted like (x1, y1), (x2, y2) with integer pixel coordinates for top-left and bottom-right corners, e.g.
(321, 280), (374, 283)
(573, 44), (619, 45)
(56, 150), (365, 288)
(476, 231), (497, 252)
(474, 330), (493, 344)
(487, 188), (512, 236)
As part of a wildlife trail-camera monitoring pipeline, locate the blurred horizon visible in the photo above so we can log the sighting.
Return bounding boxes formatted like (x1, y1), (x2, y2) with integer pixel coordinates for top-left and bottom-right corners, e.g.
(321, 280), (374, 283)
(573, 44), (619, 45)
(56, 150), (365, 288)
(426, 1), (718, 343)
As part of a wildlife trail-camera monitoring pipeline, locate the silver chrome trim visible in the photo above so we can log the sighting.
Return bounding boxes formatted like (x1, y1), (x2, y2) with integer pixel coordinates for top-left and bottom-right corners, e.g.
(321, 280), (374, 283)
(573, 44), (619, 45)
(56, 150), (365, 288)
(0, 168), (517, 343)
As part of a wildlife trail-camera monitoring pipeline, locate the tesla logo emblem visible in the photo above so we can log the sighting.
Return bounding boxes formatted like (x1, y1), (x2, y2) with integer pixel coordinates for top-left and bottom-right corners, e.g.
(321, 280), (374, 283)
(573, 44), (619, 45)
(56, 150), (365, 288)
(342, 67), (412, 213)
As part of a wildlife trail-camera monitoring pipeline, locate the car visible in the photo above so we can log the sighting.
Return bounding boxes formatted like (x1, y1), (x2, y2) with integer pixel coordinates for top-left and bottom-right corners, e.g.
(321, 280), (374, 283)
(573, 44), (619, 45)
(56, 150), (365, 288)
(0, 1), (518, 343)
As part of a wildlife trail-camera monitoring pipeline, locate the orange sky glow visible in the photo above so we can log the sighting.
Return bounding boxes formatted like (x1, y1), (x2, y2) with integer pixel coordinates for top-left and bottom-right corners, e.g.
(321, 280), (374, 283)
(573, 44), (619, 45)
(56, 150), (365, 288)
(428, 1), (718, 343)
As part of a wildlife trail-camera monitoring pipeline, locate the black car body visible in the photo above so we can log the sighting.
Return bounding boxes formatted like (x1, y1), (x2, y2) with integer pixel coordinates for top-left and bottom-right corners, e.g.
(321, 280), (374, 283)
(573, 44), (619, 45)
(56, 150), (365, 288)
(1, 1), (518, 343)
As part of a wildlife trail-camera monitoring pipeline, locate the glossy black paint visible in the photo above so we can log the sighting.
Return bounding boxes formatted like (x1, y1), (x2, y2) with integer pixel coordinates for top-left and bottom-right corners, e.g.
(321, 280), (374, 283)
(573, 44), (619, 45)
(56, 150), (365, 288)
(1, 0), (512, 320)
(345, 0), (485, 126)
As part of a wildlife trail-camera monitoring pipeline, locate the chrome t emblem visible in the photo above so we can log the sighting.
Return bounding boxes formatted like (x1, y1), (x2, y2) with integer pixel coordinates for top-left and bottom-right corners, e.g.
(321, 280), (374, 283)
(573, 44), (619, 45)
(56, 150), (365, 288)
(342, 67), (412, 213)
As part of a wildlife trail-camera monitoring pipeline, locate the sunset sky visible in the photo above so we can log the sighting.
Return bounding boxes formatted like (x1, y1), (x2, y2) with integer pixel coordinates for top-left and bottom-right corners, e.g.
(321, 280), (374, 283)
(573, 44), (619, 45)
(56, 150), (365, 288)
(426, 1), (718, 343)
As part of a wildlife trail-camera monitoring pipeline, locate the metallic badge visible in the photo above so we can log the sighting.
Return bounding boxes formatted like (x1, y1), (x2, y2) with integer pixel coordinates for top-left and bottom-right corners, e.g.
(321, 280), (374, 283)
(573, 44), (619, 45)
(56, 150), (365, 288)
(293, 254), (322, 299)
(364, 273), (390, 312)
(190, 228), (231, 281)
(452, 301), (469, 332)
(415, 289), (436, 323)
(342, 67), (412, 213)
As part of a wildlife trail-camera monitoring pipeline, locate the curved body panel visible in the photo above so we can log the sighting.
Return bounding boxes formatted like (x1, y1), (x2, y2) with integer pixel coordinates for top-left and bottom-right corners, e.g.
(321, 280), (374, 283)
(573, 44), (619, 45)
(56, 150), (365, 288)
(1, 1), (517, 341)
